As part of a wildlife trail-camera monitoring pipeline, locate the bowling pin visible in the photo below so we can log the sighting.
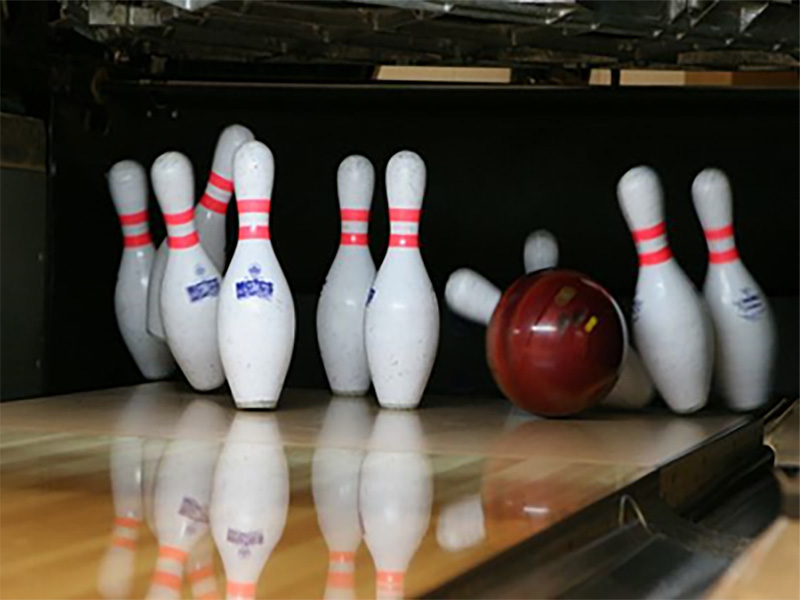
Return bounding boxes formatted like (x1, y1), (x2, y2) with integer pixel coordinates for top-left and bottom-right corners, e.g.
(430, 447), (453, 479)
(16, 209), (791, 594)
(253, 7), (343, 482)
(522, 230), (654, 410)
(108, 160), (175, 379)
(317, 156), (376, 396)
(365, 151), (439, 410)
(360, 411), (432, 600)
(185, 535), (222, 600)
(152, 152), (225, 391)
(147, 399), (226, 600)
(692, 168), (777, 411)
(436, 495), (486, 553)
(218, 141), (295, 409)
(147, 125), (254, 339)
(617, 166), (713, 414)
(210, 413), (289, 600)
(312, 398), (375, 600)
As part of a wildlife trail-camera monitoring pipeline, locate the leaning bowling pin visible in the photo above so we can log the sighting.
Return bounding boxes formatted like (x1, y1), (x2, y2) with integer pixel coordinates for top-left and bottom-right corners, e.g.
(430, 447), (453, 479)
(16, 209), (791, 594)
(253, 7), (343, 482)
(617, 166), (713, 413)
(108, 160), (175, 379)
(360, 411), (433, 600)
(312, 398), (374, 600)
(444, 268), (501, 326)
(152, 152), (225, 391)
(317, 156), (376, 396)
(365, 151), (439, 410)
(210, 413), (289, 600)
(147, 399), (227, 600)
(218, 141), (295, 409)
(195, 124), (255, 272)
(692, 168), (776, 411)
(147, 125), (254, 339)
(522, 230), (654, 410)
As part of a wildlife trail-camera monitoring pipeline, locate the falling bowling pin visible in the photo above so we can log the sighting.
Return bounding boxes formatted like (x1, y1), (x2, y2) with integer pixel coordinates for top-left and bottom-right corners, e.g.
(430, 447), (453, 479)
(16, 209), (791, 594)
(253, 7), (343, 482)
(317, 156), (376, 396)
(210, 413), (289, 600)
(523, 229), (559, 273)
(365, 151), (439, 410)
(617, 166), (713, 413)
(692, 168), (776, 411)
(152, 152), (225, 391)
(218, 141), (295, 409)
(108, 160), (175, 379)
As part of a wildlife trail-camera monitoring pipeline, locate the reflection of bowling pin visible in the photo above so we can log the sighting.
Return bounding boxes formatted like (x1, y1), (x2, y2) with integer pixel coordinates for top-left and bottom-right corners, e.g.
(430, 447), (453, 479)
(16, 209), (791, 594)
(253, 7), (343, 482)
(218, 141), (295, 409)
(108, 160), (175, 379)
(186, 535), (221, 600)
(360, 412), (433, 599)
(147, 400), (226, 600)
(617, 166), (713, 413)
(211, 413), (289, 600)
(522, 230), (654, 410)
(312, 398), (374, 600)
(152, 152), (225, 391)
(436, 495), (486, 552)
(365, 151), (439, 410)
(317, 156), (376, 396)
(692, 169), (776, 411)
(147, 125), (253, 339)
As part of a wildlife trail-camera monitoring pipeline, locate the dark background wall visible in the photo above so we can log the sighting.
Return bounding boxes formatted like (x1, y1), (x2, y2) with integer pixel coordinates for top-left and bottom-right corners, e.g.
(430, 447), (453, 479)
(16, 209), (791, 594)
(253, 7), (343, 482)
(44, 85), (798, 400)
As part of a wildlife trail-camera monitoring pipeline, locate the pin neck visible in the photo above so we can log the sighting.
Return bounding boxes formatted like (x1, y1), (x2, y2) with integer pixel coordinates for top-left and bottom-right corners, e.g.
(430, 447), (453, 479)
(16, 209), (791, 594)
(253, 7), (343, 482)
(388, 207), (421, 248)
(376, 570), (404, 599)
(340, 208), (369, 246)
(631, 221), (672, 267)
(199, 171), (233, 214)
(704, 224), (739, 264)
(118, 209), (152, 248)
(164, 207), (199, 249)
(226, 580), (256, 600)
(237, 197), (271, 240)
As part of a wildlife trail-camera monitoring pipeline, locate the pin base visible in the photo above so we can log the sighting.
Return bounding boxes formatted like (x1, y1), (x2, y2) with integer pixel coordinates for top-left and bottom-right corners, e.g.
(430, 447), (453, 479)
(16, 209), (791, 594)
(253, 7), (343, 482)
(331, 389), (370, 397)
(376, 401), (420, 411)
(234, 399), (278, 410)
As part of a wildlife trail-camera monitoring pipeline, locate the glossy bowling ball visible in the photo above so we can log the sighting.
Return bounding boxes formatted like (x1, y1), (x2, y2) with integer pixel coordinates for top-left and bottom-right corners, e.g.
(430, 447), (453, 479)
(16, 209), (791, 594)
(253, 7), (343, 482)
(486, 269), (625, 417)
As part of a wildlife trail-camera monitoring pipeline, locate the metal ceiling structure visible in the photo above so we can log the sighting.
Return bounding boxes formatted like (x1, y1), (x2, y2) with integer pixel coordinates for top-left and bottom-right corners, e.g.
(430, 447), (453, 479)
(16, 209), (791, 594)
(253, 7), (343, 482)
(58, 0), (799, 73)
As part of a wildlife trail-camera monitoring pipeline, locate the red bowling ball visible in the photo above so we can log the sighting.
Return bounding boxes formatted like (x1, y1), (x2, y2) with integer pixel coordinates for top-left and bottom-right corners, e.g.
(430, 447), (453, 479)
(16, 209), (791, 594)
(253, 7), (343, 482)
(486, 270), (625, 417)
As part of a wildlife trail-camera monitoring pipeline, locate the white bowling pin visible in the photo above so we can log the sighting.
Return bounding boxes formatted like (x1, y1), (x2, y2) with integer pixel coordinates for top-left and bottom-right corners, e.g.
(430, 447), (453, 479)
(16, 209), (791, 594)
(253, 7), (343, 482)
(218, 141), (295, 409)
(152, 152), (225, 391)
(365, 151), (439, 410)
(444, 268), (501, 326)
(692, 168), (776, 411)
(195, 124), (255, 272)
(147, 125), (254, 339)
(617, 166), (713, 414)
(317, 156), (376, 396)
(147, 399), (227, 600)
(108, 160), (175, 379)
(523, 229), (559, 273)
(521, 230), (654, 410)
(210, 413), (289, 600)
(360, 411), (432, 600)
(312, 398), (375, 600)
(436, 495), (486, 552)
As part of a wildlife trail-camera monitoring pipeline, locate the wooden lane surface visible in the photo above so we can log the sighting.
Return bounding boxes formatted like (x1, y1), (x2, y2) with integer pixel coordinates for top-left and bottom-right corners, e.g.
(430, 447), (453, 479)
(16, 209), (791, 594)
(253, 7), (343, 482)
(0, 384), (747, 599)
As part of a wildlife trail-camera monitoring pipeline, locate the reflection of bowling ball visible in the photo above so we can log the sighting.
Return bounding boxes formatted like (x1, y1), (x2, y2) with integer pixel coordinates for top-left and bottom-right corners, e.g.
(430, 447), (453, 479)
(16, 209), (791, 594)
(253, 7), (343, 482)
(486, 270), (625, 417)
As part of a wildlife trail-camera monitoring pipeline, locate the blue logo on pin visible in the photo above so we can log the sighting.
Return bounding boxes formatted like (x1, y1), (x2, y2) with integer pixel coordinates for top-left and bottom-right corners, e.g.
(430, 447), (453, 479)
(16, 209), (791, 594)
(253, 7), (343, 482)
(734, 287), (766, 321)
(236, 263), (274, 300)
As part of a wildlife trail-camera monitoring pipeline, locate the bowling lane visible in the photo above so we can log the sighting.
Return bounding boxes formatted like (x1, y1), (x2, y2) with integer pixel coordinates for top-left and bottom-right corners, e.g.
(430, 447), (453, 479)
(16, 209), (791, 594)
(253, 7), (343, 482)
(0, 385), (749, 599)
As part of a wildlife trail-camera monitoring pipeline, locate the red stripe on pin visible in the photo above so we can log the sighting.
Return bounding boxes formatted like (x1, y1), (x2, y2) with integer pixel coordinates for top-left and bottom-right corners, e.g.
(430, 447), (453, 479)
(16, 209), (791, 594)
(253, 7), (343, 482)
(238, 199), (271, 213)
(226, 581), (256, 598)
(377, 571), (404, 586)
(152, 571), (182, 590)
(340, 233), (368, 246)
(112, 536), (137, 550)
(119, 210), (148, 225)
(164, 208), (194, 225)
(632, 222), (666, 242)
(113, 517), (141, 528)
(709, 247), (739, 263)
(168, 232), (199, 249)
(124, 233), (152, 248)
(208, 171), (233, 192)
(239, 225), (270, 240)
(200, 194), (228, 214)
(389, 208), (421, 222)
(340, 209), (369, 222)
(158, 546), (188, 562)
(704, 225), (734, 240)
(329, 551), (355, 563)
(389, 234), (418, 248)
(638, 246), (672, 266)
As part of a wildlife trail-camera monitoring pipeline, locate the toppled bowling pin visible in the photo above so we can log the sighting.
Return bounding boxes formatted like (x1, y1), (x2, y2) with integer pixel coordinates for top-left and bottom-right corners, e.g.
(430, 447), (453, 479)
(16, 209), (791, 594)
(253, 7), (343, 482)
(444, 268), (501, 325)
(108, 160), (175, 379)
(218, 141), (295, 409)
(692, 168), (777, 411)
(317, 156), (376, 396)
(617, 166), (713, 413)
(147, 124), (253, 339)
(360, 411), (432, 600)
(365, 151), (439, 410)
(210, 413), (289, 600)
(523, 229), (559, 273)
(312, 398), (375, 600)
(152, 152), (225, 391)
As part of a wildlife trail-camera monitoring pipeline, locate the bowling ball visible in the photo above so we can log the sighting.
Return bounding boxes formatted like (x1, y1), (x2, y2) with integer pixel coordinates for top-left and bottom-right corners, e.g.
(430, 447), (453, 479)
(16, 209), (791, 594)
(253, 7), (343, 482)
(486, 270), (625, 417)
